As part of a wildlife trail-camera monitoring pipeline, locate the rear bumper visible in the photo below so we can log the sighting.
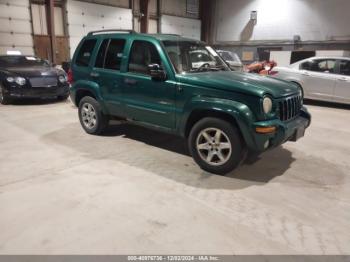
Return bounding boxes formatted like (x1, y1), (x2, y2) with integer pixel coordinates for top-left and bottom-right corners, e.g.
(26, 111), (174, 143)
(4, 85), (69, 99)
(250, 106), (311, 152)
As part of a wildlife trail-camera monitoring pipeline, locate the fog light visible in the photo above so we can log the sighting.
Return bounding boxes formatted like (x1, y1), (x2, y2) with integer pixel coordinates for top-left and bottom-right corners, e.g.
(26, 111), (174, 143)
(264, 140), (270, 149)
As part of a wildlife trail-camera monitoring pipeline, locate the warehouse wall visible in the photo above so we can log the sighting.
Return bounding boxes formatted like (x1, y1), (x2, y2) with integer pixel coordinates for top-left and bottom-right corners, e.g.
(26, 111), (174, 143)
(66, 0), (132, 56)
(214, 0), (350, 43)
(0, 0), (34, 55)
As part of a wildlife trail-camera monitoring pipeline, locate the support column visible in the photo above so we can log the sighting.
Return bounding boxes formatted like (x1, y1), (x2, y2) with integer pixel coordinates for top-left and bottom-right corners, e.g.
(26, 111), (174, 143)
(200, 0), (213, 43)
(140, 0), (149, 33)
(45, 0), (56, 64)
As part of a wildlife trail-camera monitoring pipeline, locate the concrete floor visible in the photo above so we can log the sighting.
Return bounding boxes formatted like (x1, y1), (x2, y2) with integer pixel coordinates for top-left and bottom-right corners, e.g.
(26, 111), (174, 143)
(0, 99), (349, 255)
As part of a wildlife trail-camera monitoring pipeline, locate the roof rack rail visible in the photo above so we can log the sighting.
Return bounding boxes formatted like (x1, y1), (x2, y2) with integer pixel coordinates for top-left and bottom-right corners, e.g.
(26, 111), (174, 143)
(88, 29), (136, 36)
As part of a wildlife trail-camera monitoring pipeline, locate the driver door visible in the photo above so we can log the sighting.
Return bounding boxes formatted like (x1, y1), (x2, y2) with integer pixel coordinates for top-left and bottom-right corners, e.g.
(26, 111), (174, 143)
(122, 40), (176, 130)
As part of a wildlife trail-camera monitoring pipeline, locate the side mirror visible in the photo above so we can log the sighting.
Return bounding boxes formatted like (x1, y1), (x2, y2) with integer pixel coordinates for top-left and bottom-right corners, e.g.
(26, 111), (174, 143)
(148, 64), (166, 81)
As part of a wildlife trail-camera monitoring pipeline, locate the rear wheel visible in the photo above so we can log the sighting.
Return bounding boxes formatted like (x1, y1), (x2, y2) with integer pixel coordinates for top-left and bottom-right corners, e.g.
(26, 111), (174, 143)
(78, 96), (109, 135)
(0, 85), (11, 105)
(188, 117), (244, 175)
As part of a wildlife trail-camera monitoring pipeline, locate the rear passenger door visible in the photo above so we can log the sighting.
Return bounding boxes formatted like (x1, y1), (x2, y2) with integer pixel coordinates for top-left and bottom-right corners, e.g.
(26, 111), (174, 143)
(334, 59), (350, 104)
(72, 38), (97, 83)
(299, 59), (337, 101)
(91, 38), (126, 116)
(122, 40), (176, 129)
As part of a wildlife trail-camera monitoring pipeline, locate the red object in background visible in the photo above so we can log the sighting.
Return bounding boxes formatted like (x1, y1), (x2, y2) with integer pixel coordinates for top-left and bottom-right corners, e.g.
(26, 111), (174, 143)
(67, 69), (74, 84)
(246, 60), (277, 75)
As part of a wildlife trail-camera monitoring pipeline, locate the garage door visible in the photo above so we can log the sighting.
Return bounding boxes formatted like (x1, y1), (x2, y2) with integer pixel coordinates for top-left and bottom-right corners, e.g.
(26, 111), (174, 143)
(0, 0), (34, 55)
(160, 15), (201, 40)
(67, 0), (132, 57)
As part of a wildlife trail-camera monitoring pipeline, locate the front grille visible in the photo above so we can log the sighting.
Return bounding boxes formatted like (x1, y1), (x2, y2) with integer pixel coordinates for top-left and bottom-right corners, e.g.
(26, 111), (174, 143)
(278, 95), (302, 121)
(29, 77), (57, 87)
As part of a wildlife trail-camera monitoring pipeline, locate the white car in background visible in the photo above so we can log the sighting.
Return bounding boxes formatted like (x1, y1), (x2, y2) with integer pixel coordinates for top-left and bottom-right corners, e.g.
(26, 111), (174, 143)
(272, 57), (350, 105)
(216, 50), (243, 71)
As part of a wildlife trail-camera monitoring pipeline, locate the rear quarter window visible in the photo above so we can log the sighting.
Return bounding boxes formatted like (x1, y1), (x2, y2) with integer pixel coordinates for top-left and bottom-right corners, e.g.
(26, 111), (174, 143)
(75, 39), (97, 67)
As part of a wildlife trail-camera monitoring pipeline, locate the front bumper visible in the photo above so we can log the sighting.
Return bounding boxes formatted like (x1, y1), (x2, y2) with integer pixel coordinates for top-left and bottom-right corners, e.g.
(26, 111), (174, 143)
(4, 85), (69, 99)
(250, 106), (311, 152)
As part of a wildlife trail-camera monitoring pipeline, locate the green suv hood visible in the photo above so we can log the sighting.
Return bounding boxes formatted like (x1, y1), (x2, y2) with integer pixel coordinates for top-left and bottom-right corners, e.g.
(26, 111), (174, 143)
(177, 71), (300, 98)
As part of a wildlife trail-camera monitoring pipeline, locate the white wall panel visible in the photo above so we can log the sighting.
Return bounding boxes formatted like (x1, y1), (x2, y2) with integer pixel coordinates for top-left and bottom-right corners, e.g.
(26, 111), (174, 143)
(54, 7), (65, 36)
(148, 19), (158, 34)
(31, 4), (48, 35)
(270, 51), (291, 67)
(160, 15), (201, 40)
(214, 0), (350, 43)
(0, 0), (33, 55)
(67, 0), (132, 56)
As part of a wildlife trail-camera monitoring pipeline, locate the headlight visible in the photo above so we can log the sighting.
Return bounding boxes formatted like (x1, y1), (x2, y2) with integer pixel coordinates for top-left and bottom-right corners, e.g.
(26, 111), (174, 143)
(262, 97), (273, 114)
(15, 77), (26, 86)
(6, 77), (15, 82)
(58, 75), (67, 83)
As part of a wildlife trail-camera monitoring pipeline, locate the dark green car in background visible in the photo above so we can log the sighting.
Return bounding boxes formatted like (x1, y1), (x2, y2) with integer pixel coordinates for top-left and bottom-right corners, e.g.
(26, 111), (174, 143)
(69, 30), (311, 175)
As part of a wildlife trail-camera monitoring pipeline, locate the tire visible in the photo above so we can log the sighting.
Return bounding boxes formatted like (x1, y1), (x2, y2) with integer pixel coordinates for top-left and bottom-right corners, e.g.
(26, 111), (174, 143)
(0, 84), (11, 105)
(78, 96), (109, 135)
(57, 94), (69, 101)
(188, 117), (244, 175)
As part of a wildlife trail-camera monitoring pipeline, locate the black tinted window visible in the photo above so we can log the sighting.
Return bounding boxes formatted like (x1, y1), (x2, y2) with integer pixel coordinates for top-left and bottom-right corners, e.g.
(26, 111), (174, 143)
(76, 39), (97, 67)
(0, 56), (49, 67)
(104, 39), (126, 70)
(339, 60), (350, 76)
(128, 41), (161, 75)
(95, 39), (109, 68)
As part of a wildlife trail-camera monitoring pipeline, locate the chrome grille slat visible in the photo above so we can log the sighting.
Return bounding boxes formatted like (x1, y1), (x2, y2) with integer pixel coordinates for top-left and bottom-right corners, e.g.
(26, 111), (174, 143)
(279, 94), (302, 122)
(29, 77), (58, 87)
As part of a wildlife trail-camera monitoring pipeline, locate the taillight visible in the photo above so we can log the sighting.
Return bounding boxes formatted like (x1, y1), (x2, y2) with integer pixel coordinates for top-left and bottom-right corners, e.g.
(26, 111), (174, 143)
(67, 69), (74, 84)
(269, 70), (278, 76)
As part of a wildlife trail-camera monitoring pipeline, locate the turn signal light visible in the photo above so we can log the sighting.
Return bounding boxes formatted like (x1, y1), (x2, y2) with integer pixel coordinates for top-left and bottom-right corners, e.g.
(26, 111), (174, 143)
(255, 126), (277, 134)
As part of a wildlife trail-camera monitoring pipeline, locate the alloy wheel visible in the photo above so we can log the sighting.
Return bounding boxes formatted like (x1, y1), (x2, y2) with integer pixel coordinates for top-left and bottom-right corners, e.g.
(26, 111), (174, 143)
(81, 102), (97, 129)
(196, 127), (232, 166)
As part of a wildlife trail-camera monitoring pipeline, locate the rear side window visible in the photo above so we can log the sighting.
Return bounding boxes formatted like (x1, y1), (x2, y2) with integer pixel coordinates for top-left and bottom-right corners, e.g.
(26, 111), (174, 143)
(104, 39), (126, 70)
(75, 39), (97, 67)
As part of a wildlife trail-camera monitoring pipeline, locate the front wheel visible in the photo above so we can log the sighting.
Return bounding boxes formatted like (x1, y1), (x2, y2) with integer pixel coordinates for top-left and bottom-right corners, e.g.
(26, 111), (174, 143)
(188, 117), (244, 175)
(78, 96), (109, 135)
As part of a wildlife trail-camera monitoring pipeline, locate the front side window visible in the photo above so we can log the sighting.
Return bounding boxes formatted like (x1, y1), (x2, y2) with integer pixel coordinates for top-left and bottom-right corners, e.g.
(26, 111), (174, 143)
(301, 59), (336, 73)
(76, 39), (97, 67)
(339, 60), (350, 76)
(128, 41), (161, 75)
(162, 40), (229, 73)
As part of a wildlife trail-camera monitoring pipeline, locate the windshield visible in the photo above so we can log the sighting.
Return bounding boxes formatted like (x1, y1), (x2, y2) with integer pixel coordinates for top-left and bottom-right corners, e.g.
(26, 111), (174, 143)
(162, 40), (230, 73)
(0, 56), (49, 68)
(218, 51), (241, 63)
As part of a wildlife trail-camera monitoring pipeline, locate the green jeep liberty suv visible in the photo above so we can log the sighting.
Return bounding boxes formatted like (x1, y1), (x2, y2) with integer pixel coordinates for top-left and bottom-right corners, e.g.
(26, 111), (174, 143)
(70, 30), (311, 175)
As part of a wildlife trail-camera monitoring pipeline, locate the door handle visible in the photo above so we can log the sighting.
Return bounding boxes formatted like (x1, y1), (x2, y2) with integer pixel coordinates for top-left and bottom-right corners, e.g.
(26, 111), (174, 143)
(90, 72), (99, 78)
(177, 85), (183, 92)
(337, 77), (348, 81)
(124, 78), (138, 85)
